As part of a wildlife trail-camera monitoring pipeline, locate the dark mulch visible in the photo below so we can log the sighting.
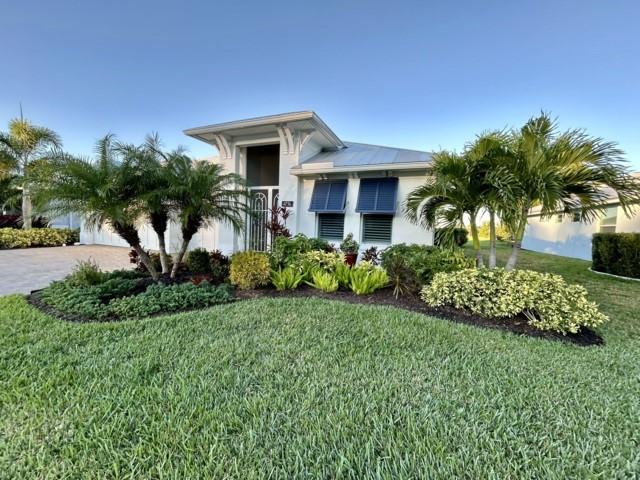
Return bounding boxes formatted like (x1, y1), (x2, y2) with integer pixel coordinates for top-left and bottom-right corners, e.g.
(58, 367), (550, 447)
(235, 286), (604, 347)
(27, 280), (603, 346)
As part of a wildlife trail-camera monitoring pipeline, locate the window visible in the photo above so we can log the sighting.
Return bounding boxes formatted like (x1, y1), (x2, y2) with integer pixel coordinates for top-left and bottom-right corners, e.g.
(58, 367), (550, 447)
(309, 180), (348, 213)
(572, 211), (582, 223)
(356, 178), (398, 214)
(599, 205), (618, 233)
(539, 216), (549, 223)
(555, 214), (563, 223)
(362, 214), (393, 243)
(318, 213), (345, 240)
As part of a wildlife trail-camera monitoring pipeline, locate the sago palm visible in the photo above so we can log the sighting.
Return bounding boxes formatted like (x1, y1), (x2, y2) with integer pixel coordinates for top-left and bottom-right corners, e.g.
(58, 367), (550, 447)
(501, 113), (640, 270)
(404, 151), (486, 266)
(166, 154), (248, 278)
(0, 117), (61, 228)
(37, 135), (161, 280)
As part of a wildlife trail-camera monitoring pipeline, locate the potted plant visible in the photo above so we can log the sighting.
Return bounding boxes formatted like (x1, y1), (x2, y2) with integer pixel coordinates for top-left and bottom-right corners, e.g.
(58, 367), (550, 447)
(340, 233), (359, 266)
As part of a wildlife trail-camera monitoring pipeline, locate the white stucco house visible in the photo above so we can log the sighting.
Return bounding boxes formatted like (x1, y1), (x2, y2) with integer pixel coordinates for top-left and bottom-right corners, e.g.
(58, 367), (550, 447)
(80, 111), (434, 254)
(522, 180), (640, 261)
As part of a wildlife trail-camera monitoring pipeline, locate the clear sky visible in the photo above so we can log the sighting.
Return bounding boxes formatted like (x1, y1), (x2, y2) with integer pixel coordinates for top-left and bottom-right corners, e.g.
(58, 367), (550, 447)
(1, 1), (639, 169)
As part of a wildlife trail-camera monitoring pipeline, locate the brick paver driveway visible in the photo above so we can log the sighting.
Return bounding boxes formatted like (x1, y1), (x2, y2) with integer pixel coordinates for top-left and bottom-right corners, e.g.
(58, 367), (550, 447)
(0, 245), (133, 295)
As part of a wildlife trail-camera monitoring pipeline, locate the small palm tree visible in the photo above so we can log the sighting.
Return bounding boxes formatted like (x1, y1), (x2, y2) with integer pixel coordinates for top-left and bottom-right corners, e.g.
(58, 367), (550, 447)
(166, 154), (248, 278)
(117, 134), (177, 274)
(501, 113), (640, 270)
(38, 135), (161, 280)
(404, 151), (486, 266)
(0, 117), (61, 228)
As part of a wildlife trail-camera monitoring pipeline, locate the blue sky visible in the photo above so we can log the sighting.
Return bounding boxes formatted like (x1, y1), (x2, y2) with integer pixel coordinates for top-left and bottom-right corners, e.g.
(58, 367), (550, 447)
(1, 1), (639, 169)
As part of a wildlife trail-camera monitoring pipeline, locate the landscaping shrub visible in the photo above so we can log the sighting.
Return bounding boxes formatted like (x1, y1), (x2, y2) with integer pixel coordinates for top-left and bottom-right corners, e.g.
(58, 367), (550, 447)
(66, 259), (108, 287)
(421, 268), (608, 334)
(299, 250), (344, 279)
(384, 255), (421, 298)
(41, 273), (232, 321)
(592, 233), (640, 279)
(270, 267), (305, 291)
(334, 262), (353, 289)
(380, 244), (474, 293)
(270, 234), (332, 269)
(187, 248), (212, 275)
(361, 246), (380, 265)
(0, 227), (79, 248)
(339, 233), (359, 254)
(0, 215), (20, 228)
(348, 262), (389, 295)
(434, 227), (468, 247)
(229, 251), (271, 289)
(209, 250), (230, 283)
(478, 222), (511, 241)
(107, 282), (233, 319)
(307, 270), (339, 293)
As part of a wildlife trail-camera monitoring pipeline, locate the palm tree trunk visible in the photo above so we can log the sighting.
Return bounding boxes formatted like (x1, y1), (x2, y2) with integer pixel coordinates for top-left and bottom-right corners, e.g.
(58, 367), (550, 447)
(505, 211), (528, 271)
(170, 239), (190, 278)
(488, 209), (497, 268)
(133, 244), (160, 281)
(157, 234), (170, 274)
(469, 212), (484, 267)
(21, 187), (32, 229)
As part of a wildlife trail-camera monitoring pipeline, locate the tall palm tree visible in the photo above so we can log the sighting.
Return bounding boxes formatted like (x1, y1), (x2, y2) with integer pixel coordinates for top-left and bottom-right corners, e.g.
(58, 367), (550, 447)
(500, 113), (640, 270)
(166, 154), (248, 278)
(404, 151), (486, 266)
(465, 131), (518, 268)
(37, 135), (160, 280)
(0, 117), (61, 228)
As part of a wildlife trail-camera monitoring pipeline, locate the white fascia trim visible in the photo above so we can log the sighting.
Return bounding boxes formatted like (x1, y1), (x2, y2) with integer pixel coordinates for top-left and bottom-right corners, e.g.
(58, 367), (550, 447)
(290, 162), (430, 176)
(183, 111), (345, 149)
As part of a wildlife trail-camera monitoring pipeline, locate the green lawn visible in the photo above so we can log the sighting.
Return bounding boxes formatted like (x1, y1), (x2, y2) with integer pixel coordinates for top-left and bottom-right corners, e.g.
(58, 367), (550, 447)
(1, 246), (639, 478)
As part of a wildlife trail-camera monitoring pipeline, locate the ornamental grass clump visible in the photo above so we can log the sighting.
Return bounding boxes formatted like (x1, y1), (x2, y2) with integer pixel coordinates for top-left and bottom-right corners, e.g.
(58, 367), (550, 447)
(421, 268), (608, 334)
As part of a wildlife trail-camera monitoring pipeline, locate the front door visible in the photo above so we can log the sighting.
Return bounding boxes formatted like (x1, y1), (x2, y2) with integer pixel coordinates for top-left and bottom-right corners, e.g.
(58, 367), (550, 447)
(247, 187), (279, 251)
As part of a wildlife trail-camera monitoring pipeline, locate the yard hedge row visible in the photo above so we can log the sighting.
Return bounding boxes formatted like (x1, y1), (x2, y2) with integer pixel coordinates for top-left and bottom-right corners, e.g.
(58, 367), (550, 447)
(592, 233), (640, 279)
(0, 227), (80, 249)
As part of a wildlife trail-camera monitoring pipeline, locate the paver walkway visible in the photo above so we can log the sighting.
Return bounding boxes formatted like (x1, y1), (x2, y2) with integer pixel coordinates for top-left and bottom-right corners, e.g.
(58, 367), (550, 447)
(0, 245), (132, 295)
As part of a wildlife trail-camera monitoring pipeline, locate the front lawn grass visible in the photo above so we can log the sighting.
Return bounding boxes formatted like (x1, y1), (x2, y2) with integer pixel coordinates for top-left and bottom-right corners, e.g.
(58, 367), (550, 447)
(1, 245), (639, 478)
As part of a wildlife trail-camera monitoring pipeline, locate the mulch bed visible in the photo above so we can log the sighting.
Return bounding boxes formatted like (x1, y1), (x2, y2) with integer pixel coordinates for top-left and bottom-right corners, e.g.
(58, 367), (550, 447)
(235, 286), (604, 347)
(27, 283), (603, 347)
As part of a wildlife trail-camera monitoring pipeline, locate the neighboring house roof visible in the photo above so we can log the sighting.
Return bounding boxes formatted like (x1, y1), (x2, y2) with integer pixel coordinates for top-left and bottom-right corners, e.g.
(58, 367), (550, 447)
(292, 142), (431, 176)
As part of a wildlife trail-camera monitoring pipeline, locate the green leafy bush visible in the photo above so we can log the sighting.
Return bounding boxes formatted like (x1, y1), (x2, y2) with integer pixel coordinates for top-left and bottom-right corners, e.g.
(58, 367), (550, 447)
(229, 251), (271, 290)
(592, 233), (640, 279)
(271, 267), (305, 291)
(334, 262), (353, 289)
(339, 233), (359, 254)
(107, 283), (233, 319)
(209, 250), (230, 283)
(187, 248), (212, 275)
(434, 228), (468, 247)
(381, 244), (474, 293)
(299, 250), (344, 280)
(307, 270), (339, 293)
(66, 259), (108, 286)
(41, 277), (232, 321)
(0, 227), (79, 249)
(349, 262), (389, 295)
(477, 222), (511, 241)
(421, 268), (608, 334)
(270, 234), (332, 269)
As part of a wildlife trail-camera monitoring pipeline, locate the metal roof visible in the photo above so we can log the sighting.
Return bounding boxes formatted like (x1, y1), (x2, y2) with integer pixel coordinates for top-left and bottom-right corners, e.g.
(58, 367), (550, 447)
(303, 142), (431, 167)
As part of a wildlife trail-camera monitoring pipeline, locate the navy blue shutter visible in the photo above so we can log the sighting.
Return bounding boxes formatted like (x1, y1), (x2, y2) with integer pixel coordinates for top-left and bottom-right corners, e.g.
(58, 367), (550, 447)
(309, 180), (347, 212)
(356, 178), (398, 213)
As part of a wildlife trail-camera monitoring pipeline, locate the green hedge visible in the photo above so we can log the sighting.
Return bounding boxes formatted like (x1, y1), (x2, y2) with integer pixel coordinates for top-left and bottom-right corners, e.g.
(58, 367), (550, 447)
(0, 228), (79, 249)
(592, 233), (640, 279)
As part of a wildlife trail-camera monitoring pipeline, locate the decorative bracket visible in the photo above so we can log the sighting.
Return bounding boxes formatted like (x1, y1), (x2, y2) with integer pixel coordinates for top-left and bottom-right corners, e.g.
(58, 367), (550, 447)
(213, 134), (233, 159)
